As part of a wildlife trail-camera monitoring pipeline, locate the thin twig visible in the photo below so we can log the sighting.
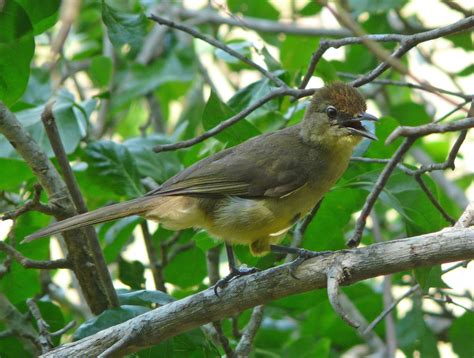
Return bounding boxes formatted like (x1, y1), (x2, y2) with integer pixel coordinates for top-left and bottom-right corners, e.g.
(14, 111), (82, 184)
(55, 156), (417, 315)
(148, 14), (288, 89)
(414, 175), (456, 224)
(235, 305), (264, 357)
(140, 221), (165, 291)
(50, 320), (77, 337)
(348, 138), (415, 248)
(1, 184), (57, 221)
(212, 321), (234, 358)
(285, 200), (323, 263)
(338, 73), (473, 100)
(0, 241), (70, 269)
(27, 298), (53, 354)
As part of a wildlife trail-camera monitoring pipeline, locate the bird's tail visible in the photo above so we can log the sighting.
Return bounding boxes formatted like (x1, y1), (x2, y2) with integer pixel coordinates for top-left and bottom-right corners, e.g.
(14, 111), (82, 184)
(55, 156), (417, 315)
(23, 196), (161, 243)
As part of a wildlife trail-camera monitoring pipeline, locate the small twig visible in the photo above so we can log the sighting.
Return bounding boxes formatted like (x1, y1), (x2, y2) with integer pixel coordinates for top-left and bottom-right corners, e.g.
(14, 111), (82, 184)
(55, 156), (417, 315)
(98, 322), (142, 358)
(1, 184), (56, 221)
(414, 175), (456, 224)
(386, 117), (474, 144)
(0, 241), (70, 269)
(212, 321), (234, 358)
(364, 260), (471, 335)
(441, 0), (472, 17)
(235, 305), (264, 357)
(140, 221), (165, 291)
(455, 202), (474, 229)
(27, 298), (53, 354)
(50, 320), (77, 337)
(337, 73), (473, 101)
(148, 14), (288, 89)
(428, 296), (473, 313)
(326, 264), (359, 328)
(285, 200), (323, 263)
(348, 138), (415, 248)
(41, 103), (120, 309)
(231, 316), (241, 339)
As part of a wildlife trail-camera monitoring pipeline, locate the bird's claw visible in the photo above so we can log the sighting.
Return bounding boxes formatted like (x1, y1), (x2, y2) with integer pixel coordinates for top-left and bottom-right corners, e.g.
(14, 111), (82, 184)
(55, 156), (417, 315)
(287, 249), (333, 279)
(213, 266), (258, 296)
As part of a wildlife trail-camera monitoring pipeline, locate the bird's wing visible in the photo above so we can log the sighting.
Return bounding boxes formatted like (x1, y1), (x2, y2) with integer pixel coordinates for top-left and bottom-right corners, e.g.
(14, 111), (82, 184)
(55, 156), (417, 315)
(149, 127), (310, 198)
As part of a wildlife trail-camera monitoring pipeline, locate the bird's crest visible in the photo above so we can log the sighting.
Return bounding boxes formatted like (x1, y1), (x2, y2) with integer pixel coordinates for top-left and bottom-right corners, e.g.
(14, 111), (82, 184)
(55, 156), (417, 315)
(316, 81), (366, 115)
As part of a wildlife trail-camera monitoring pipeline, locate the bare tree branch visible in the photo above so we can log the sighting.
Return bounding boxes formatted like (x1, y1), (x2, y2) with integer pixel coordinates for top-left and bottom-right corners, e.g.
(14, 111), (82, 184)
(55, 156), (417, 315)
(235, 305), (264, 357)
(42, 227), (474, 357)
(174, 7), (351, 37)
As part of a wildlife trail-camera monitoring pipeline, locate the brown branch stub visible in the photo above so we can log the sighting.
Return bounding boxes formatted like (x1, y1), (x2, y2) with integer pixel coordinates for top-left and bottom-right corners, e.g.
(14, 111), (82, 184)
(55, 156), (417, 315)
(41, 227), (474, 356)
(326, 264), (360, 328)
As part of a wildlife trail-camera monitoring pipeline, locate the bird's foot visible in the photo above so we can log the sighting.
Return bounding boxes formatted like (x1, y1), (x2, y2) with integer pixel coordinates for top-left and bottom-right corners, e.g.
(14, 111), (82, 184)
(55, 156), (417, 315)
(270, 245), (335, 279)
(213, 265), (258, 296)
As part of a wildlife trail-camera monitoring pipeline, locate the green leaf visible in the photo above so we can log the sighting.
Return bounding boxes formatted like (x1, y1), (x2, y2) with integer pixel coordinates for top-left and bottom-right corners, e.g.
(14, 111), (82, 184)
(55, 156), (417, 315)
(118, 257), (146, 289)
(284, 337), (330, 357)
(164, 246), (207, 288)
(397, 305), (440, 357)
(298, 1), (323, 16)
(124, 135), (182, 184)
(228, 77), (281, 120)
(73, 305), (149, 340)
(84, 140), (144, 197)
(227, 0), (279, 20)
(111, 48), (196, 109)
(446, 32), (472, 50)
(202, 91), (260, 147)
(414, 266), (450, 292)
(0, 158), (34, 190)
(458, 64), (474, 77)
(391, 102), (431, 126)
(349, 0), (407, 15)
(101, 0), (147, 52)
(193, 231), (220, 252)
(0, 90), (88, 159)
(89, 56), (113, 87)
(280, 36), (317, 72)
(0, 0), (35, 106)
(117, 289), (175, 307)
(449, 313), (474, 358)
(100, 216), (142, 263)
(16, 0), (60, 34)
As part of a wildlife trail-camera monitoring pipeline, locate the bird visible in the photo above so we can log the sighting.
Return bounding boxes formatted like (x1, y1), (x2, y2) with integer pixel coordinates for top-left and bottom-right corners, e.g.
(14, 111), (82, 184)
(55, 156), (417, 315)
(24, 81), (377, 291)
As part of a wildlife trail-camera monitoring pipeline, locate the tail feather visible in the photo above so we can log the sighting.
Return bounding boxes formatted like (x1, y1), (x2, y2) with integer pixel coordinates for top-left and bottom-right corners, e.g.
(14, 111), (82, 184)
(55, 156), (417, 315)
(23, 196), (161, 243)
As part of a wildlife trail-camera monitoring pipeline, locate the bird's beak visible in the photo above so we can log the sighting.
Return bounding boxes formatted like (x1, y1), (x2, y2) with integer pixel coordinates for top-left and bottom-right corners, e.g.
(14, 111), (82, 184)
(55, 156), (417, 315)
(343, 112), (378, 141)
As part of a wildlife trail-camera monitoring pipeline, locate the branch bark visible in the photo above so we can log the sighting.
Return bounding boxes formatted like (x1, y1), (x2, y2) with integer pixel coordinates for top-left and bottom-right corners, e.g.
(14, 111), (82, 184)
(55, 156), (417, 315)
(43, 226), (474, 357)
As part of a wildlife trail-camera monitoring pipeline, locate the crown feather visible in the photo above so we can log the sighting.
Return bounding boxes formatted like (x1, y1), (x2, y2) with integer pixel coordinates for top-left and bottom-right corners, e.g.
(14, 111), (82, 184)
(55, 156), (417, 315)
(312, 81), (366, 115)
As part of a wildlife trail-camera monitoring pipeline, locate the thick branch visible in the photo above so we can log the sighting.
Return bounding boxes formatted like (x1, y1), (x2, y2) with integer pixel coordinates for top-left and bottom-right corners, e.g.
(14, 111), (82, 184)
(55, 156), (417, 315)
(43, 227), (474, 357)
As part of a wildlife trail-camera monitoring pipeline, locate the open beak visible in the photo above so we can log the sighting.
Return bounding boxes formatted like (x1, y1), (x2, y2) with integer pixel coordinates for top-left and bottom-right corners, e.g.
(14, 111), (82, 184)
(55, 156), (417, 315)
(343, 112), (378, 141)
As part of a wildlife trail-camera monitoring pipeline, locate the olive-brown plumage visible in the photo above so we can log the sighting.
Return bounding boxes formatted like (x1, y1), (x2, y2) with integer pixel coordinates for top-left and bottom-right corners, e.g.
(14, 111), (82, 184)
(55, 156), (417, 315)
(25, 82), (377, 257)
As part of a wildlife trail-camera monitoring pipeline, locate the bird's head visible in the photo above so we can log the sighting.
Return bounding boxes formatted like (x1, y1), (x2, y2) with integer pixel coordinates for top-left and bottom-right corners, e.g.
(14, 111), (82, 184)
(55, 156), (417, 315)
(301, 81), (378, 148)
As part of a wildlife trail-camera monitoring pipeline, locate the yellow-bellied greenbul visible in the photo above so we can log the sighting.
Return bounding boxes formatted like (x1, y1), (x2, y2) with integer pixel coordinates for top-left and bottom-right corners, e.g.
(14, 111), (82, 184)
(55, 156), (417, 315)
(25, 82), (377, 289)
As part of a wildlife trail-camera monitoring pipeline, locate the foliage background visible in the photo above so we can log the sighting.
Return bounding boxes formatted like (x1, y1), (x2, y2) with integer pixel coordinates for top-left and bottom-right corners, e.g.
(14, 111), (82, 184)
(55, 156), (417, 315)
(0, 0), (472, 357)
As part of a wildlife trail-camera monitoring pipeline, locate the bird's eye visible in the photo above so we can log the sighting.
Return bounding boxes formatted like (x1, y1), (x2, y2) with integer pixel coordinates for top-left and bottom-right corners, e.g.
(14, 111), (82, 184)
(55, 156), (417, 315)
(326, 106), (338, 118)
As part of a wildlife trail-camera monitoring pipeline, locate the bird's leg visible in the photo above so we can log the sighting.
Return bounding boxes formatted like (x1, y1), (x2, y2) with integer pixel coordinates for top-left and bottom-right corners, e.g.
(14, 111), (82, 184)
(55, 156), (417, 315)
(270, 245), (336, 279)
(213, 243), (257, 296)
